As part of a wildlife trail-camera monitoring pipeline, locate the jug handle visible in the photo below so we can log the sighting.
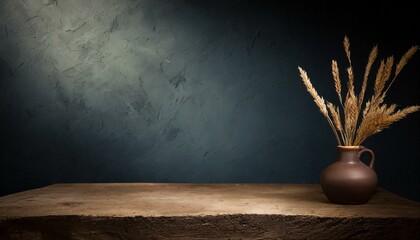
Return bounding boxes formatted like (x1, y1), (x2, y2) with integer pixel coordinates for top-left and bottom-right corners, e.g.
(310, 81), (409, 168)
(358, 146), (375, 169)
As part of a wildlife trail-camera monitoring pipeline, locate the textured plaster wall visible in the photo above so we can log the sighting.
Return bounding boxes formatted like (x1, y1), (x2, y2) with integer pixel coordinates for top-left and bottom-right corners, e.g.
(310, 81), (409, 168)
(0, 1), (419, 200)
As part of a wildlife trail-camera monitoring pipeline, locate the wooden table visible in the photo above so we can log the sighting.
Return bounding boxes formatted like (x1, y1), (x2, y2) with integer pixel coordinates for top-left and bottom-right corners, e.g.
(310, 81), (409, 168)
(0, 183), (419, 239)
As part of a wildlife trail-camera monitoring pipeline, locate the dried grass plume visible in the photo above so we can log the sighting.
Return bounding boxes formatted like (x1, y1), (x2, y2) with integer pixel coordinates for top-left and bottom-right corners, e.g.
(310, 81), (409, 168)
(298, 36), (419, 146)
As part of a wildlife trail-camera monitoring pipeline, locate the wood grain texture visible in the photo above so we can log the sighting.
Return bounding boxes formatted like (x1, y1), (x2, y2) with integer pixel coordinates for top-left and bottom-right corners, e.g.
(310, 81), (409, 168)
(0, 183), (419, 239)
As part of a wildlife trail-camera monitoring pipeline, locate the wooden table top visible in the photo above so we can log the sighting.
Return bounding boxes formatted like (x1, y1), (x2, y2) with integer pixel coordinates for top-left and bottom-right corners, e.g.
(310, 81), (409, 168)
(0, 183), (419, 219)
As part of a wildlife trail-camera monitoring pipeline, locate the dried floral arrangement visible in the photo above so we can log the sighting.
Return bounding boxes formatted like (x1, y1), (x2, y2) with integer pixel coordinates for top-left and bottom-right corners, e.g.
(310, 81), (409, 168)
(298, 36), (419, 146)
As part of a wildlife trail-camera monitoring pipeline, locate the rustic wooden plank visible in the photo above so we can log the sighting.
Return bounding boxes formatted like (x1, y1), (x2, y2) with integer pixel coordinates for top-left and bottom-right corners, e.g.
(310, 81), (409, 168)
(0, 183), (419, 239)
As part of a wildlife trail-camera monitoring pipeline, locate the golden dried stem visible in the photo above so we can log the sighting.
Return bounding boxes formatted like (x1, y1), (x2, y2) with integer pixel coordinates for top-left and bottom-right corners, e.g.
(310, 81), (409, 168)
(298, 67), (342, 145)
(343, 93), (358, 145)
(384, 46), (419, 94)
(346, 67), (355, 98)
(358, 45), (378, 108)
(373, 60), (385, 98)
(327, 102), (345, 142)
(331, 60), (343, 107)
(354, 105), (419, 145)
(343, 36), (352, 66)
(396, 46), (418, 76)
(298, 67), (328, 117)
(298, 37), (419, 146)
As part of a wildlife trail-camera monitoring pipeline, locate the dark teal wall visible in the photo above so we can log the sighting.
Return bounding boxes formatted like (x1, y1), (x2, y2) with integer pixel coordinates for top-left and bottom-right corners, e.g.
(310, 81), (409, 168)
(1, 1), (419, 200)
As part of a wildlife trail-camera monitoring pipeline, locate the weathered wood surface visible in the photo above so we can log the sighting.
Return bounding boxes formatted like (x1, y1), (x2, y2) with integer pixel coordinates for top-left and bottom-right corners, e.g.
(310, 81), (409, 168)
(0, 183), (419, 239)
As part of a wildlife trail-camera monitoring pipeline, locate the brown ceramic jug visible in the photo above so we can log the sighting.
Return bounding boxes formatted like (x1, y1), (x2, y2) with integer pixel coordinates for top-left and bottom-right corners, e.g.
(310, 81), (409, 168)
(320, 146), (377, 204)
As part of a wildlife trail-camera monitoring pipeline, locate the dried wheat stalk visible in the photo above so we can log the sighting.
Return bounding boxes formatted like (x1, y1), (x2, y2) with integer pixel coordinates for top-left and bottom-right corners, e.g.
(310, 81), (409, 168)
(358, 46), (378, 109)
(396, 46), (418, 76)
(373, 60), (386, 98)
(344, 36), (355, 98)
(327, 102), (345, 142)
(343, 36), (352, 66)
(343, 92), (358, 145)
(346, 67), (355, 98)
(298, 36), (419, 146)
(298, 67), (342, 145)
(374, 57), (394, 98)
(384, 46), (419, 94)
(331, 60), (343, 107)
(354, 105), (420, 145)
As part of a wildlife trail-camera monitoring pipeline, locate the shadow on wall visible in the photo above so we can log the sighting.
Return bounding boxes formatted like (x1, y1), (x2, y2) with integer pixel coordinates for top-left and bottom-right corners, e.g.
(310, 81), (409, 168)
(0, 0), (418, 201)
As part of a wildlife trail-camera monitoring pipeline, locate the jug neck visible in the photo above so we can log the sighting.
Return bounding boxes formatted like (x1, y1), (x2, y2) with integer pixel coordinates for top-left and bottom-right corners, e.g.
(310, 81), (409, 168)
(337, 146), (362, 163)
